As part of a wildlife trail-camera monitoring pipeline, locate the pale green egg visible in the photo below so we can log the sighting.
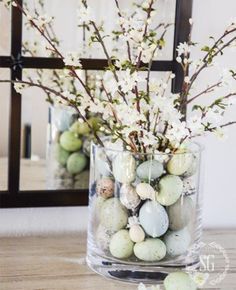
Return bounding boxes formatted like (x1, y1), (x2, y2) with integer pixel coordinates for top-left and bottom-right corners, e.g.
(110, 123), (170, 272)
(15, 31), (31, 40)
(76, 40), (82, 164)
(164, 271), (197, 290)
(163, 228), (191, 257)
(156, 175), (183, 206)
(66, 152), (87, 174)
(109, 229), (134, 259)
(60, 131), (82, 152)
(134, 238), (166, 262)
(54, 143), (70, 166)
(136, 160), (164, 180)
(112, 153), (136, 183)
(167, 152), (193, 176)
(167, 196), (194, 230)
(100, 198), (128, 231)
(70, 121), (90, 135)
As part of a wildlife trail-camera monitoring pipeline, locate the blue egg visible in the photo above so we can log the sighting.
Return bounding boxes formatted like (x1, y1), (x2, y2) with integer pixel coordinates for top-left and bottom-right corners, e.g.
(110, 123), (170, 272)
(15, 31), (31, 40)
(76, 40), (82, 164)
(139, 200), (169, 237)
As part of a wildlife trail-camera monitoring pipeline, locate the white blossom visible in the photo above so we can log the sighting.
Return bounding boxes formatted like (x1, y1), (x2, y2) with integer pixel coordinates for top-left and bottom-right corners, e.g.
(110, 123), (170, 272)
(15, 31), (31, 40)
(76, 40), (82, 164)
(14, 82), (29, 93)
(177, 42), (191, 56)
(63, 52), (82, 67)
(77, 3), (93, 24)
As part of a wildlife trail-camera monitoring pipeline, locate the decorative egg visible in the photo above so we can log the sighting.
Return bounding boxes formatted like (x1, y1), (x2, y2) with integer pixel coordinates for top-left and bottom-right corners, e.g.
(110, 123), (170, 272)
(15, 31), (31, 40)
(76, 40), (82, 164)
(129, 224), (145, 243)
(60, 131), (82, 152)
(136, 160), (164, 180)
(109, 230), (134, 259)
(82, 137), (92, 157)
(92, 195), (106, 221)
(96, 224), (114, 252)
(164, 228), (191, 257)
(96, 177), (114, 199)
(136, 182), (156, 200)
(96, 151), (112, 177)
(156, 175), (183, 206)
(134, 238), (166, 262)
(167, 151), (193, 176)
(139, 200), (169, 237)
(164, 272), (197, 290)
(66, 152), (87, 174)
(70, 120), (90, 135)
(183, 178), (196, 196)
(54, 108), (74, 131)
(167, 196), (194, 230)
(183, 155), (198, 178)
(54, 144), (70, 166)
(120, 184), (140, 210)
(100, 198), (128, 231)
(112, 153), (136, 183)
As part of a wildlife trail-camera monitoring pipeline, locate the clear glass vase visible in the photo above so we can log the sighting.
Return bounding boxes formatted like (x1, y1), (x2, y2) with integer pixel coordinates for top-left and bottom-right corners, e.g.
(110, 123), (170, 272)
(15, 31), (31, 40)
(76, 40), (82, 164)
(46, 105), (90, 190)
(86, 142), (204, 283)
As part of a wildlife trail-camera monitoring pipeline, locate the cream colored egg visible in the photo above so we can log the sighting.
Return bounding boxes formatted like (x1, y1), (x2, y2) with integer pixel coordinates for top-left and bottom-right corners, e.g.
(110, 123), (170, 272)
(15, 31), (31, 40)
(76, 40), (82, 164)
(112, 153), (136, 183)
(167, 151), (193, 176)
(129, 225), (145, 243)
(136, 183), (156, 200)
(134, 238), (166, 262)
(120, 184), (141, 210)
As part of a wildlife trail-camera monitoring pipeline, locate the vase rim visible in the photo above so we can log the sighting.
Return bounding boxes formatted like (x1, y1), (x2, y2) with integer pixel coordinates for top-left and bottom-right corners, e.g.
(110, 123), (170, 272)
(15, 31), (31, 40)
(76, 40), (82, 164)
(92, 139), (204, 156)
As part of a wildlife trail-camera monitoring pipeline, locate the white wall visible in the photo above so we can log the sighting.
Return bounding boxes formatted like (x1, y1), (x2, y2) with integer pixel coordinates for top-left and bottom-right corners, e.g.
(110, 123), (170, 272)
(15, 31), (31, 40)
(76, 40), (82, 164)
(0, 0), (236, 235)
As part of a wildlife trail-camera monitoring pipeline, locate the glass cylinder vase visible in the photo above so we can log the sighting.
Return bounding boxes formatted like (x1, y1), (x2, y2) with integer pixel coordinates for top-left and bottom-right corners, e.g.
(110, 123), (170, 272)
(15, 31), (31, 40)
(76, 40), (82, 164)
(46, 105), (90, 190)
(87, 142), (204, 283)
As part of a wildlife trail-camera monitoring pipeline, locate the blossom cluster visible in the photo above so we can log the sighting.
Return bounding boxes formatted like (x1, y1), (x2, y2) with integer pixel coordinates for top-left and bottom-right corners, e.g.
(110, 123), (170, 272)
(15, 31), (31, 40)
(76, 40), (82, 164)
(4, 0), (236, 153)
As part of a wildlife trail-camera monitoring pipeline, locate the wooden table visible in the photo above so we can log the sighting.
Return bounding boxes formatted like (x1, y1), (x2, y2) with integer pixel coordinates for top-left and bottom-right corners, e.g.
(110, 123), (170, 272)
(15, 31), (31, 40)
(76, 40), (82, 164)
(0, 230), (235, 290)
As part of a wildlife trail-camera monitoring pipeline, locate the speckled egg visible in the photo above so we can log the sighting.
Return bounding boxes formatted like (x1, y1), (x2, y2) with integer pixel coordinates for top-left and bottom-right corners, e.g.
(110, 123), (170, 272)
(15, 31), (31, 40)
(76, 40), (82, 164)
(183, 155), (198, 178)
(60, 131), (82, 152)
(136, 182), (156, 200)
(164, 272), (197, 290)
(112, 153), (136, 183)
(134, 238), (166, 262)
(183, 178), (196, 196)
(167, 151), (193, 176)
(96, 224), (114, 252)
(139, 200), (169, 238)
(96, 177), (114, 199)
(120, 184), (141, 210)
(136, 160), (164, 180)
(66, 152), (87, 174)
(70, 120), (90, 135)
(92, 195), (106, 221)
(54, 144), (70, 166)
(129, 224), (145, 243)
(167, 196), (194, 230)
(164, 228), (191, 257)
(100, 198), (128, 231)
(156, 175), (183, 206)
(109, 229), (134, 259)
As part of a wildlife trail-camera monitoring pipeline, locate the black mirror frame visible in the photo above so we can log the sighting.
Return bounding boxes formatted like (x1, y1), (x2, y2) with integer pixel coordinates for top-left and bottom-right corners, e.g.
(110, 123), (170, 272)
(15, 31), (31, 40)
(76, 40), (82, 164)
(0, 0), (193, 208)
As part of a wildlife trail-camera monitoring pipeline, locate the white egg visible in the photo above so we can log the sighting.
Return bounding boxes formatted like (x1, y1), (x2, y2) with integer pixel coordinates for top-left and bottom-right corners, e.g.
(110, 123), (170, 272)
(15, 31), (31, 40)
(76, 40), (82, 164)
(129, 225), (145, 243)
(167, 151), (193, 176)
(113, 153), (136, 183)
(136, 183), (156, 200)
(164, 272), (197, 290)
(120, 184), (141, 210)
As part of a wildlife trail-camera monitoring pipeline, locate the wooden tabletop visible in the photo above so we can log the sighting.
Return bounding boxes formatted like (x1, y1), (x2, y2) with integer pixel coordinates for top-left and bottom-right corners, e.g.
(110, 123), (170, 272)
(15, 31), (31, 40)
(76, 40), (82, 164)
(0, 230), (235, 290)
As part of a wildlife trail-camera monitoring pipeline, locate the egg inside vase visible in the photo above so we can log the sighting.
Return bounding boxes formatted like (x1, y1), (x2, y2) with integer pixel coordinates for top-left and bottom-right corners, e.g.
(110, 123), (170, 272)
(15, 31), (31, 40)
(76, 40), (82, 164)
(87, 143), (203, 283)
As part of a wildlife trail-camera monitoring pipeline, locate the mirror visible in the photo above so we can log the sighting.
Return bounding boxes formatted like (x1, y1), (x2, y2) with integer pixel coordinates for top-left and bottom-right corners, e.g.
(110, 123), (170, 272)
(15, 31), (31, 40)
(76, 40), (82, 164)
(22, 0), (176, 60)
(0, 69), (10, 191)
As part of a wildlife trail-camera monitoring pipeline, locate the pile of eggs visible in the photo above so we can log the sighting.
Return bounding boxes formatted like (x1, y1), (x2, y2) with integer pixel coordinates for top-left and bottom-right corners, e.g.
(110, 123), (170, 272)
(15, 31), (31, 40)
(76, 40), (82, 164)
(50, 108), (100, 189)
(92, 150), (198, 262)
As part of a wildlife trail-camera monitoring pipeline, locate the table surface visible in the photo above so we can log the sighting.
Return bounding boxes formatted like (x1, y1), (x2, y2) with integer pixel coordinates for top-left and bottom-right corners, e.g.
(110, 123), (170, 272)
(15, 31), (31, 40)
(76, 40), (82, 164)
(0, 230), (235, 290)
